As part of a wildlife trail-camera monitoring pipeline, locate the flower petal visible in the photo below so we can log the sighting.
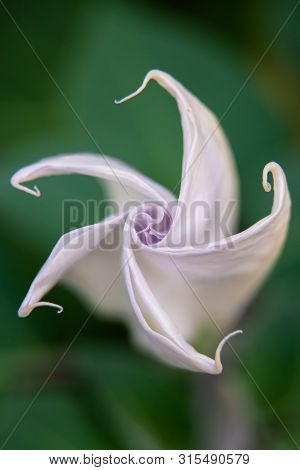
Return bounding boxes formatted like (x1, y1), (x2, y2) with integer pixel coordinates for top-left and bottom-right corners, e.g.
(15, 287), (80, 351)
(11, 153), (175, 319)
(123, 243), (242, 373)
(11, 153), (175, 204)
(18, 213), (127, 317)
(131, 162), (291, 341)
(64, 225), (132, 320)
(115, 70), (239, 244)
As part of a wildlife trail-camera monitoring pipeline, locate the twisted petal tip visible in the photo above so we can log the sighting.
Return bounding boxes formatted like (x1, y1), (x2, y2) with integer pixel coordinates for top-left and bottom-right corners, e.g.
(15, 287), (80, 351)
(262, 161), (280, 193)
(214, 329), (243, 374)
(18, 301), (63, 318)
(11, 180), (41, 197)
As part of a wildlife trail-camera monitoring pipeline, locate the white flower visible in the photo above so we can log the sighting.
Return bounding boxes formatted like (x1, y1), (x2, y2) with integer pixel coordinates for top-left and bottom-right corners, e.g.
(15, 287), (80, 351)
(11, 70), (290, 374)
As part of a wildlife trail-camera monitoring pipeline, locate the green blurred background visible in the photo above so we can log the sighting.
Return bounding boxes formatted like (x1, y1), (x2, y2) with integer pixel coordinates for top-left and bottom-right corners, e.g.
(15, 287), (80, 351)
(0, 0), (299, 450)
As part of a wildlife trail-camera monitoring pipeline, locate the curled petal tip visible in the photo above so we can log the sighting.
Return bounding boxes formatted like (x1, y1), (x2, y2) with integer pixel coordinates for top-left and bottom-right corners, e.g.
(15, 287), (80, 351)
(33, 185), (41, 197)
(263, 162), (278, 193)
(18, 301), (63, 318)
(11, 181), (41, 197)
(214, 329), (243, 374)
(114, 95), (133, 105)
(114, 72), (155, 106)
(263, 173), (272, 193)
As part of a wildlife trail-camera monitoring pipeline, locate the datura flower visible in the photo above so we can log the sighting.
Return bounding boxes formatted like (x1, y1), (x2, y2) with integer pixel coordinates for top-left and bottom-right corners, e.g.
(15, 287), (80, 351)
(11, 70), (290, 374)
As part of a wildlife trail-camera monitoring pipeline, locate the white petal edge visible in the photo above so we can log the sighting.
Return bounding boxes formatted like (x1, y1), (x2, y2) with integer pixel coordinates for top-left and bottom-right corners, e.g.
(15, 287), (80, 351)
(116, 69), (239, 243)
(123, 242), (242, 374)
(143, 162), (290, 259)
(18, 213), (124, 317)
(127, 162), (290, 344)
(11, 153), (175, 204)
(11, 152), (174, 319)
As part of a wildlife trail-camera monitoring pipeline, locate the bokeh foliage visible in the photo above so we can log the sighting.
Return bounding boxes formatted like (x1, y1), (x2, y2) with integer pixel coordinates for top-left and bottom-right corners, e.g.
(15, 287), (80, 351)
(0, 0), (299, 449)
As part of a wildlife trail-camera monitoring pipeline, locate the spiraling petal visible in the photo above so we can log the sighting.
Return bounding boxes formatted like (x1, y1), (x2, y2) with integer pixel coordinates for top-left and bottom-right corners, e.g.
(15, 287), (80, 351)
(116, 70), (239, 244)
(11, 152), (175, 318)
(130, 162), (291, 342)
(123, 242), (242, 373)
(18, 214), (126, 317)
(11, 153), (175, 204)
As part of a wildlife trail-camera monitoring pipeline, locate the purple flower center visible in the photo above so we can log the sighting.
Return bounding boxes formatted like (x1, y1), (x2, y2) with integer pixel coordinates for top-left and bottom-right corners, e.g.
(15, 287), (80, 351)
(133, 204), (172, 245)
